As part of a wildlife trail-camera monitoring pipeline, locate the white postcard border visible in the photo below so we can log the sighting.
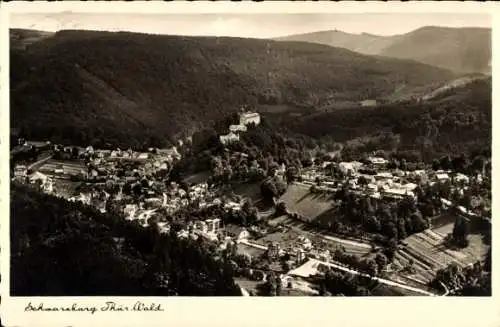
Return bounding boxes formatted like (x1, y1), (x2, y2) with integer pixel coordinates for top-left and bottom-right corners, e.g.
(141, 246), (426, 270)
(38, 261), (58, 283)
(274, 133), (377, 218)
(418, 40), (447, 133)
(1, 2), (499, 327)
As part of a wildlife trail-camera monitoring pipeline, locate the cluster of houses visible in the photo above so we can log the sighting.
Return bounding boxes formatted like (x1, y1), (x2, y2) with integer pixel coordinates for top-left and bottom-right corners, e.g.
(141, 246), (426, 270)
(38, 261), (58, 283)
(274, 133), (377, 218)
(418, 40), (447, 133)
(219, 110), (261, 145)
(299, 156), (473, 201)
(14, 139), (262, 248)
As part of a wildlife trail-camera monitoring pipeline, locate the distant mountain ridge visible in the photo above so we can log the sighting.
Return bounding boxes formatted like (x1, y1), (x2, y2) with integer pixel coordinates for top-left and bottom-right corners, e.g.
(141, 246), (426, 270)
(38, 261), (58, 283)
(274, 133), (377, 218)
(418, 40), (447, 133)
(10, 28), (457, 149)
(275, 26), (491, 74)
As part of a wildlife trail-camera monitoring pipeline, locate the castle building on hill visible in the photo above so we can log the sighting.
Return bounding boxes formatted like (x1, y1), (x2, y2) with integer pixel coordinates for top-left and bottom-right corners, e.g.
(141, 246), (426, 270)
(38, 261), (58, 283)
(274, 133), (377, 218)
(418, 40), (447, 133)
(219, 132), (240, 145)
(239, 111), (261, 126)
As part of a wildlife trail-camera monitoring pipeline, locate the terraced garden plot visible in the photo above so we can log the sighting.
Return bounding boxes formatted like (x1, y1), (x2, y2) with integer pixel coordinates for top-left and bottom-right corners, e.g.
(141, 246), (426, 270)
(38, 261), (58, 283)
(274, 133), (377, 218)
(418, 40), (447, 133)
(394, 225), (490, 284)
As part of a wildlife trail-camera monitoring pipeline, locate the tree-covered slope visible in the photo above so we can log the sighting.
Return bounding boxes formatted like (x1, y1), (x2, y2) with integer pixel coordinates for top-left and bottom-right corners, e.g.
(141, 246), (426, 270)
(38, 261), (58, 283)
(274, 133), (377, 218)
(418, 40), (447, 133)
(10, 183), (241, 296)
(277, 77), (491, 161)
(11, 29), (456, 149)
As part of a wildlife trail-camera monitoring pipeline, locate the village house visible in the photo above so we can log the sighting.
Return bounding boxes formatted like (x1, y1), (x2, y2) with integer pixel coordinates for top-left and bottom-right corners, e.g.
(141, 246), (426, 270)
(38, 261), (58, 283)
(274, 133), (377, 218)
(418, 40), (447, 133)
(205, 218), (221, 233)
(124, 204), (138, 219)
(224, 201), (242, 212)
(14, 165), (27, 178)
(455, 173), (470, 184)
(219, 132), (240, 145)
(374, 172), (393, 181)
(435, 172), (450, 182)
(382, 187), (415, 200)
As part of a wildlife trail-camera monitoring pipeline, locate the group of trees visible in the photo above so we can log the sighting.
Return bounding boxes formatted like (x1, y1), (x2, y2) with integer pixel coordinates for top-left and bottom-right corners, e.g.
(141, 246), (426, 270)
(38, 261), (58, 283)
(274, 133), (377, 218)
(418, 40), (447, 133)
(261, 178), (288, 203)
(315, 269), (376, 296)
(333, 247), (388, 277)
(11, 183), (241, 296)
(327, 190), (429, 253)
(450, 216), (471, 248)
(430, 259), (491, 296)
(257, 271), (283, 296)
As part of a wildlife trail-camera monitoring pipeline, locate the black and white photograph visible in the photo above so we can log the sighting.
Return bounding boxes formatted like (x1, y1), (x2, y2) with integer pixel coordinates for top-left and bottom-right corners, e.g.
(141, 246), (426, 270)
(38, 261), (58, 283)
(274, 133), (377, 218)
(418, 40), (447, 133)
(5, 5), (493, 303)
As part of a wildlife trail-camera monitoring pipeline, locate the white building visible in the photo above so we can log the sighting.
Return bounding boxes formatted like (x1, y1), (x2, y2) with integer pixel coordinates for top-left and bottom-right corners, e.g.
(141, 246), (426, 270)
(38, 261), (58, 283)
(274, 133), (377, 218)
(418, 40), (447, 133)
(368, 157), (387, 165)
(239, 111), (261, 126)
(375, 172), (393, 181)
(229, 124), (248, 133)
(14, 165), (28, 178)
(382, 187), (415, 200)
(455, 173), (470, 184)
(338, 161), (363, 175)
(436, 173), (450, 182)
(205, 218), (221, 233)
(124, 204), (138, 219)
(219, 132), (240, 145)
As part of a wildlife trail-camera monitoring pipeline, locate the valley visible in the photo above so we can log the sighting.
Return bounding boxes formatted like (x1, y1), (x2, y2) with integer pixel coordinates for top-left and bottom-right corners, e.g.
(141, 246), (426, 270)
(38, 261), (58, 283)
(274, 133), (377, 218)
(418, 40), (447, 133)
(9, 24), (492, 298)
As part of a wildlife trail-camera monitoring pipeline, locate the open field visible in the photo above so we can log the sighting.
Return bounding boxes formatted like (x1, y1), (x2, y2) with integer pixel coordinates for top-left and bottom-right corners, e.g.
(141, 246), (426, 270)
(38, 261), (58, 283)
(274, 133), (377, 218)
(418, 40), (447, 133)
(279, 183), (335, 221)
(393, 224), (490, 284)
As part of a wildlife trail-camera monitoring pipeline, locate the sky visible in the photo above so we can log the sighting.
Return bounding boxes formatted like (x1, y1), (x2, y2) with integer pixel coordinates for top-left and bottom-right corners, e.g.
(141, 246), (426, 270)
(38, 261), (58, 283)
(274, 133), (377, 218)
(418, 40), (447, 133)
(10, 13), (491, 38)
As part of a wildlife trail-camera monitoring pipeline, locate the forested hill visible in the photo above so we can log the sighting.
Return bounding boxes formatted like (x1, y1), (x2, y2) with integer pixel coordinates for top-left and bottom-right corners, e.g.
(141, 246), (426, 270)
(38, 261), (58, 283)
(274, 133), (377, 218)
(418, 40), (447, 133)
(11, 29), (457, 149)
(283, 77), (491, 161)
(275, 26), (491, 74)
(10, 183), (241, 296)
(380, 27), (491, 74)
